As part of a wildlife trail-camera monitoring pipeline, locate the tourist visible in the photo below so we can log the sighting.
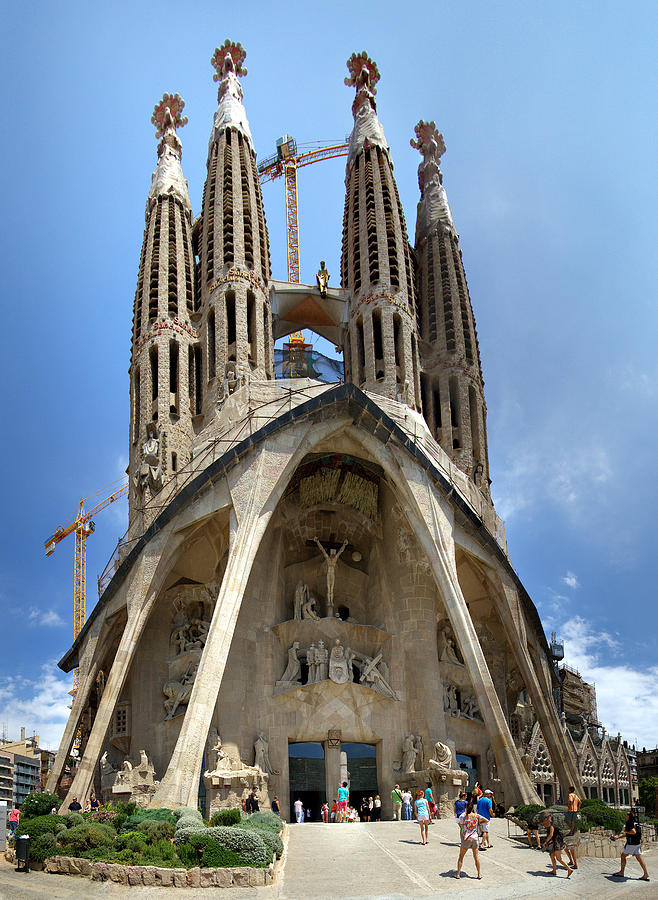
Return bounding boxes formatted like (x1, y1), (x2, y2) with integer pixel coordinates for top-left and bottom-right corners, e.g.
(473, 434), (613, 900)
(471, 781), (483, 804)
(272, 796), (280, 817)
(89, 793), (100, 810)
(360, 797), (370, 822)
(454, 791), (467, 838)
(566, 785), (581, 835)
(330, 801), (337, 822)
(612, 810), (650, 881)
(347, 806), (358, 822)
(402, 788), (413, 821)
(321, 801), (329, 823)
(293, 797), (304, 824)
(540, 812), (573, 878)
(526, 823), (541, 849)
(477, 789), (493, 849)
(368, 795), (374, 819)
(373, 794), (382, 821)
(424, 782), (435, 823)
(414, 789), (430, 844)
(8, 805), (20, 836)
(391, 783), (403, 820)
(456, 800), (488, 879)
(336, 781), (349, 822)
(68, 796), (82, 812)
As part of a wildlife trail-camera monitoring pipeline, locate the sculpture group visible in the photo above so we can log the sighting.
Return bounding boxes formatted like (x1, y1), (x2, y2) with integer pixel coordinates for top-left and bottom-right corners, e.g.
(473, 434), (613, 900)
(277, 638), (397, 700)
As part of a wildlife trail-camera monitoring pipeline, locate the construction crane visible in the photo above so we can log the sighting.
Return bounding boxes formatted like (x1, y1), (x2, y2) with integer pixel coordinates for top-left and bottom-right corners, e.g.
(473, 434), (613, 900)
(257, 136), (349, 283)
(45, 481), (129, 695)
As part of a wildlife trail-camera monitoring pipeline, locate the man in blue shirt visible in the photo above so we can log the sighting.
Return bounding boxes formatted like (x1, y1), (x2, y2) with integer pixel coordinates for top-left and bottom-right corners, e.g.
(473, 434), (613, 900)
(476, 789), (493, 849)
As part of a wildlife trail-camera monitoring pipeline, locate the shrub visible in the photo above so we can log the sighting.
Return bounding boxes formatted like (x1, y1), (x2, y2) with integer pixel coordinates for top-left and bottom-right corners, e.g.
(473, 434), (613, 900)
(542, 806), (568, 831)
(187, 833), (246, 868)
(173, 806), (202, 821)
(120, 807), (176, 833)
(19, 814), (68, 839)
(20, 792), (61, 820)
(210, 808), (242, 827)
(144, 839), (177, 863)
(67, 812), (84, 827)
(29, 832), (57, 863)
(55, 823), (68, 836)
(115, 830), (149, 853)
(251, 827), (283, 858)
(143, 819), (175, 842)
(246, 811), (283, 833)
(174, 822), (206, 844)
(89, 808), (121, 827)
(59, 823), (116, 853)
(205, 825), (270, 866)
(580, 799), (626, 832)
(176, 814), (204, 830)
(511, 804), (546, 827)
(175, 840), (199, 868)
(112, 799), (137, 817)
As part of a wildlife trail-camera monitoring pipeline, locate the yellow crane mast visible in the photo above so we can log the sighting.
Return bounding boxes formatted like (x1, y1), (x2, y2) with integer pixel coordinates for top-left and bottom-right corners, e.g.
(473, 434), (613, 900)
(257, 136), (349, 283)
(45, 481), (128, 694)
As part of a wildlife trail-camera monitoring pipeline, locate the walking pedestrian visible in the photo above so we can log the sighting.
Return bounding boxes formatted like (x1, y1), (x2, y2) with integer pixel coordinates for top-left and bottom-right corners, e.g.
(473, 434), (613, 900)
(612, 810), (650, 881)
(8, 806), (20, 837)
(293, 797), (304, 824)
(321, 802), (329, 823)
(272, 796), (281, 817)
(391, 784), (403, 820)
(477, 789), (493, 849)
(402, 788), (412, 820)
(414, 789), (430, 844)
(373, 795), (382, 821)
(360, 797), (370, 821)
(540, 812), (573, 877)
(455, 800), (487, 879)
(424, 782), (435, 823)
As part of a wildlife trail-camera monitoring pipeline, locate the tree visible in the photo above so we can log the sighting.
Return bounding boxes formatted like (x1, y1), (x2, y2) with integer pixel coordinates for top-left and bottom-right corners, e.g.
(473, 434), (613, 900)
(638, 777), (658, 815)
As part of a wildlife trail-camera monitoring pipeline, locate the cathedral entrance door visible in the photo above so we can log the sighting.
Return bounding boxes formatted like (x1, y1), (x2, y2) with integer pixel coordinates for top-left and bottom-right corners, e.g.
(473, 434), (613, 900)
(289, 742), (326, 822)
(457, 753), (477, 793)
(342, 742), (378, 815)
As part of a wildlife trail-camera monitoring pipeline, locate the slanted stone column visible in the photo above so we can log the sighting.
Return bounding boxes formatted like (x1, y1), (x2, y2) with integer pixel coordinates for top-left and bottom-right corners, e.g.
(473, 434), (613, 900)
(393, 458), (539, 805)
(47, 656), (100, 794)
(59, 528), (179, 811)
(494, 575), (584, 801)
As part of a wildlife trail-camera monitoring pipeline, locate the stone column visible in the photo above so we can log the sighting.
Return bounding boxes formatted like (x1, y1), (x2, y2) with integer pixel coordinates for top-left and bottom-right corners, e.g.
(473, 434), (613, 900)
(59, 528), (178, 811)
(324, 740), (341, 815)
(495, 575), (584, 801)
(47, 656), (99, 794)
(394, 461), (539, 806)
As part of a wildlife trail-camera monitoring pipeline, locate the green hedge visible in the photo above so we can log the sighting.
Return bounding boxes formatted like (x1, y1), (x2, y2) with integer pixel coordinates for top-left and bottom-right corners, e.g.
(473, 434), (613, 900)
(19, 792), (61, 820)
(511, 804), (546, 827)
(187, 833), (247, 868)
(19, 814), (68, 839)
(67, 812), (84, 827)
(120, 808), (176, 833)
(580, 799), (626, 831)
(210, 808), (242, 827)
(172, 806), (202, 821)
(30, 832), (58, 863)
(204, 826), (270, 866)
(59, 822), (117, 853)
(246, 811), (283, 833)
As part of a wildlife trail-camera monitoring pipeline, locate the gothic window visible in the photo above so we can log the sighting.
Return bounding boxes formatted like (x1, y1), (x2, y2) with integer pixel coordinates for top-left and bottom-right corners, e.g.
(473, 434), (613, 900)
(222, 136), (234, 266)
(531, 740), (554, 783)
(193, 344), (202, 415)
(167, 200), (178, 317)
(239, 138), (254, 270)
(377, 149), (399, 290)
(171, 452), (177, 472)
(169, 340), (179, 414)
(426, 239), (437, 342)
(205, 144), (217, 281)
(433, 381), (442, 431)
(183, 214), (194, 316)
(582, 753), (597, 784)
(148, 200), (163, 323)
(351, 160), (362, 294)
(149, 346), (158, 409)
(364, 150), (379, 284)
(226, 291), (236, 361)
(393, 314), (404, 384)
(437, 232), (455, 353)
(207, 310), (216, 380)
(372, 309), (384, 378)
(449, 377), (461, 449)
(356, 317), (365, 385)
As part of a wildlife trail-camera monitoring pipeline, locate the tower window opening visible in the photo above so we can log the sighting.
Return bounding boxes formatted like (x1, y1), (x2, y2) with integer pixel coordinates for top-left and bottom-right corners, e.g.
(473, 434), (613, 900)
(449, 376), (461, 448)
(356, 317), (365, 385)
(247, 291), (255, 362)
(188, 345), (195, 413)
(378, 150), (399, 290)
(240, 141), (254, 269)
(205, 144), (217, 281)
(133, 368), (141, 443)
(183, 213), (193, 316)
(432, 383), (442, 430)
(193, 344), (202, 415)
(251, 157), (270, 282)
(372, 309), (384, 379)
(148, 201), (163, 323)
(469, 385), (481, 464)
(420, 372), (430, 422)
(149, 345), (158, 405)
(167, 200), (178, 317)
(393, 313), (404, 384)
(411, 334), (419, 407)
(134, 229), (146, 340)
(262, 304), (269, 362)
(208, 309), (216, 379)
(169, 340), (179, 413)
(351, 161), (362, 294)
(426, 239), (437, 342)
(171, 451), (177, 472)
(223, 138), (234, 266)
(364, 150), (379, 284)
(226, 290), (236, 360)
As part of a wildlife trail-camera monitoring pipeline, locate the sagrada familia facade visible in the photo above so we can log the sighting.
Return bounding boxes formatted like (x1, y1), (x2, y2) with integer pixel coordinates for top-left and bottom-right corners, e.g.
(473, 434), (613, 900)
(48, 41), (633, 817)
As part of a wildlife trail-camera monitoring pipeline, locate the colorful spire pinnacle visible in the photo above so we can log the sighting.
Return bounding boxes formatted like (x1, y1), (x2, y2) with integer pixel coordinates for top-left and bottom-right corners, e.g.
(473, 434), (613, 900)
(151, 93), (188, 139)
(411, 119), (454, 239)
(147, 93), (191, 213)
(345, 51), (388, 168)
(209, 39), (253, 146)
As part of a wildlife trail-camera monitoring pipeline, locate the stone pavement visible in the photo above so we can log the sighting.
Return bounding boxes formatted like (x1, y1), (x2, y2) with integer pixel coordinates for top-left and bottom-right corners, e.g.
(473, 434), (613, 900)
(0, 819), (654, 899)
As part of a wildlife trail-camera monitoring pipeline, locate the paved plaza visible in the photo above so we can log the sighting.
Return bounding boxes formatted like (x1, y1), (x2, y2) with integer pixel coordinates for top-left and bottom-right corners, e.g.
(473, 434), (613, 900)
(0, 818), (654, 899)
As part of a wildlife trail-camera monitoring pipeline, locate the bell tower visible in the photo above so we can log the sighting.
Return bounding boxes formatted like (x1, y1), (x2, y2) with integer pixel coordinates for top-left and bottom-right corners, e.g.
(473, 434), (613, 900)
(128, 94), (196, 523)
(412, 120), (490, 495)
(340, 53), (421, 409)
(197, 40), (274, 419)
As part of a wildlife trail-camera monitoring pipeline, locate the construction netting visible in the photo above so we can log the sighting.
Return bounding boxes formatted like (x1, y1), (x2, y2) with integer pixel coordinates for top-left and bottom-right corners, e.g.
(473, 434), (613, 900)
(274, 347), (344, 382)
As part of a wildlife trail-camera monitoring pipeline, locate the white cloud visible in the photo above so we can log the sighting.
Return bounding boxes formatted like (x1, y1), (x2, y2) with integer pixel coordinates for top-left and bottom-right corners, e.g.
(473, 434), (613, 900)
(557, 615), (658, 749)
(28, 607), (65, 627)
(0, 661), (71, 749)
(562, 571), (579, 590)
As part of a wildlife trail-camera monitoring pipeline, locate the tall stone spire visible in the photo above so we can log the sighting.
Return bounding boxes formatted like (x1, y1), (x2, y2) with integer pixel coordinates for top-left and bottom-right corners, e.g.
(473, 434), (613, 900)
(197, 40), (274, 418)
(340, 53), (421, 409)
(412, 121), (490, 496)
(129, 94), (197, 525)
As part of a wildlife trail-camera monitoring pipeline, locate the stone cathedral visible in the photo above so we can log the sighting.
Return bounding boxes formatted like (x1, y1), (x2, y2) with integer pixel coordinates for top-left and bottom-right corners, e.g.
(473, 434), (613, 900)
(50, 41), (597, 819)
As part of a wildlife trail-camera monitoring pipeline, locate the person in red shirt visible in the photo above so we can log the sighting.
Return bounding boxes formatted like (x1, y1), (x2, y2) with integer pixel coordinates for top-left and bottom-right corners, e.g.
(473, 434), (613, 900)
(8, 806), (20, 836)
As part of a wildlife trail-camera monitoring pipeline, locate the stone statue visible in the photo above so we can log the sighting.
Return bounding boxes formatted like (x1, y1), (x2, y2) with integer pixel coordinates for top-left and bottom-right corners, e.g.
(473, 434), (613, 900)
(461, 694), (481, 720)
(431, 740), (453, 770)
(401, 733), (418, 774)
(315, 640), (328, 681)
(438, 626), (462, 665)
(522, 746), (533, 775)
(316, 260), (330, 296)
(359, 651), (398, 700)
(444, 683), (458, 715)
(307, 643), (317, 683)
(208, 731), (232, 772)
(279, 641), (301, 683)
(329, 639), (350, 684)
(313, 537), (347, 616)
(293, 582), (307, 621)
(414, 735), (425, 770)
(137, 423), (163, 492)
(254, 732), (279, 775)
(302, 591), (320, 620)
(163, 664), (197, 719)
(486, 745), (497, 781)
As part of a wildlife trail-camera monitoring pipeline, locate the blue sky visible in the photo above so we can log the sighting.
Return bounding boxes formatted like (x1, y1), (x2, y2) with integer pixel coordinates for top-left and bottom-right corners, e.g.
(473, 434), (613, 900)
(1, 1), (656, 751)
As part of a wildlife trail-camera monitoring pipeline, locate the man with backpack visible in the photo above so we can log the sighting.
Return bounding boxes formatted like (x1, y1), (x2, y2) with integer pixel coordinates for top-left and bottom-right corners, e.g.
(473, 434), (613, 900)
(612, 810), (650, 881)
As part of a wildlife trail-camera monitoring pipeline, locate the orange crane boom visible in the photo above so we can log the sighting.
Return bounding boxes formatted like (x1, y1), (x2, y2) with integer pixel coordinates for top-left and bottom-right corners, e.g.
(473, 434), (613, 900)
(45, 482), (128, 693)
(258, 137), (349, 283)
